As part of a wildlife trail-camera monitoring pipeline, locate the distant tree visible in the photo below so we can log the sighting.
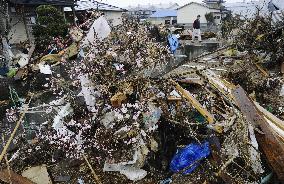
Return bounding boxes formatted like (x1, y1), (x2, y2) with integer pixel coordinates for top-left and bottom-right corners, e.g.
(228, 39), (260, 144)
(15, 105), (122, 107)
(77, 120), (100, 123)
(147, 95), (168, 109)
(33, 5), (69, 52)
(205, 12), (215, 26)
(33, 5), (68, 37)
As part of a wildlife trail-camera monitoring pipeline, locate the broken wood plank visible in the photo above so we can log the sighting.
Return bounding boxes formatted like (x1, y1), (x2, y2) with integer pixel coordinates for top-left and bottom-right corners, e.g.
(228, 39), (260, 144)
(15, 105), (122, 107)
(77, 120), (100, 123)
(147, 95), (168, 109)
(254, 63), (269, 77)
(201, 69), (235, 103)
(0, 169), (35, 184)
(232, 86), (284, 181)
(171, 80), (214, 124)
(178, 77), (204, 85)
(254, 102), (284, 132)
(281, 61), (284, 74)
(83, 155), (102, 184)
(167, 96), (182, 101)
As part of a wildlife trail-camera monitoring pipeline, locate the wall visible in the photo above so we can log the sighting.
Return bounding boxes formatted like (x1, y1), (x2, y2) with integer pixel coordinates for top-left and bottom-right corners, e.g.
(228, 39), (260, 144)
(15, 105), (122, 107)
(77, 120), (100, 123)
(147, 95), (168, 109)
(177, 3), (219, 25)
(103, 11), (123, 27)
(0, 17), (6, 36)
(149, 17), (177, 25)
(8, 13), (28, 44)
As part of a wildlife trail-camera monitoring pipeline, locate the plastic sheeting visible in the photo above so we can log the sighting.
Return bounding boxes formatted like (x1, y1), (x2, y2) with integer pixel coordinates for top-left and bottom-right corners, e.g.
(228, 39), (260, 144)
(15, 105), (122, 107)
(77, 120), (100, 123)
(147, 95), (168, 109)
(81, 16), (111, 47)
(170, 142), (210, 174)
(167, 34), (179, 54)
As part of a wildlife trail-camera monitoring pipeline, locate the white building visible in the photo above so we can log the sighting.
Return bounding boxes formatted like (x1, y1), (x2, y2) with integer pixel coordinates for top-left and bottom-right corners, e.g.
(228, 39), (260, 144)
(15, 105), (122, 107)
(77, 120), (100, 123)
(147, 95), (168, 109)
(177, 2), (222, 25)
(64, 0), (127, 26)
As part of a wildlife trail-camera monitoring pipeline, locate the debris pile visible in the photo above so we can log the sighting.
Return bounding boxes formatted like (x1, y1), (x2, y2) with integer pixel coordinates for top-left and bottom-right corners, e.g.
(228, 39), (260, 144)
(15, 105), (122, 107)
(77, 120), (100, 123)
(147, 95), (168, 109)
(1, 11), (284, 184)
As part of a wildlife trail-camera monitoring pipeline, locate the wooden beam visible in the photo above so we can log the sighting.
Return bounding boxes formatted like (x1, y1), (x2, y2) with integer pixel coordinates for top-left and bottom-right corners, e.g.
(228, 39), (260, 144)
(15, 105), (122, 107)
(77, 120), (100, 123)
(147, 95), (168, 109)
(232, 86), (284, 181)
(254, 102), (284, 132)
(171, 80), (214, 124)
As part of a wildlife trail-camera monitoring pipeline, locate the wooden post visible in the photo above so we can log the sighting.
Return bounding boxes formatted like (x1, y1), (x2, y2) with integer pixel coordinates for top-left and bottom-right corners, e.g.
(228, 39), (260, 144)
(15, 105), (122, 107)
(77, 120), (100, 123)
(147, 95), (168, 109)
(281, 61), (284, 74)
(71, 6), (76, 26)
(21, 5), (31, 44)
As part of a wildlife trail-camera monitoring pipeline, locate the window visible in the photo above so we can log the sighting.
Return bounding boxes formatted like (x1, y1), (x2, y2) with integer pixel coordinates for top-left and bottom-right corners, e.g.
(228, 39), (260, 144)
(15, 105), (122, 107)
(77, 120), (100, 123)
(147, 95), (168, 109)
(30, 17), (36, 24)
(10, 7), (16, 13)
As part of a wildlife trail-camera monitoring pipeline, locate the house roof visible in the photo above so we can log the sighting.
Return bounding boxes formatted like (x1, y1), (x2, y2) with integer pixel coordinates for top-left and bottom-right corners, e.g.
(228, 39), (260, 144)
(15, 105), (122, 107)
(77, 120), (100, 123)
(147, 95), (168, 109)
(150, 9), (177, 18)
(127, 3), (179, 11)
(9, 0), (75, 6)
(177, 2), (219, 11)
(64, 0), (126, 12)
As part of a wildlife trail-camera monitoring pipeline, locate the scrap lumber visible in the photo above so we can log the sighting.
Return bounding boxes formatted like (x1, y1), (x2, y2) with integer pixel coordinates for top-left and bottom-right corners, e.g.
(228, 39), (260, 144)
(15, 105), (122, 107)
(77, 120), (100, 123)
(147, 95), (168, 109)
(83, 155), (102, 184)
(254, 102), (284, 132)
(178, 77), (204, 85)
(171, 80), (214, 124)
(232, 86), (284, 181)
(201, 70), (235, 103)
(254, 63), (269, 77)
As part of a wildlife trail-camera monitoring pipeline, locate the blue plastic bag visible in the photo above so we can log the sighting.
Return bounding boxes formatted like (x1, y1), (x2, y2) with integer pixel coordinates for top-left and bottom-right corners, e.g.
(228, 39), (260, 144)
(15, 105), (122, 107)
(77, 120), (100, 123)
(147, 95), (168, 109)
(170, 141), (210, 174)
(167, 34), (179, 54)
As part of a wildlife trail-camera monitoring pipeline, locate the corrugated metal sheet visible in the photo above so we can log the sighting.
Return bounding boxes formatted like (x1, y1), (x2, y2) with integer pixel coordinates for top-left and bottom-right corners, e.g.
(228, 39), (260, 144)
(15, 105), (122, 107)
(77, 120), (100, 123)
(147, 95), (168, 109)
(150, 10), (177, 18)
(64, 0), (126, 12)
(127, 3), (179, 11)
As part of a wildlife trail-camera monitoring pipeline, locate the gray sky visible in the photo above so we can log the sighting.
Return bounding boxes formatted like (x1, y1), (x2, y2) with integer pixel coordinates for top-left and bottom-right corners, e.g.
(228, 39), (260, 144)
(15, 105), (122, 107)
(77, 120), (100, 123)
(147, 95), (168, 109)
(101, 0), (246, 8)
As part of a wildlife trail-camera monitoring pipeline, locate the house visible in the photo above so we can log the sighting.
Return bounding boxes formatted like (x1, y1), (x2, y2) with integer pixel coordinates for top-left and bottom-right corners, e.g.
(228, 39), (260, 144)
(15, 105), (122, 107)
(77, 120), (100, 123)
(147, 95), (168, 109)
(177, 2), (222, 26)
(127, 3), (179, 21)
(64, 0), (127, 26)
(149, 10), (177, 25)
(5, 0), (75, 44)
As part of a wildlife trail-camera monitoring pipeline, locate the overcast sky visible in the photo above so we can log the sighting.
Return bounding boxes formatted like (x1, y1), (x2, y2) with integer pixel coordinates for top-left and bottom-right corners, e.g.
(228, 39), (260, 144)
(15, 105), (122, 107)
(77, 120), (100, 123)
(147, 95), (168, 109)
(101, 0), (247, 8)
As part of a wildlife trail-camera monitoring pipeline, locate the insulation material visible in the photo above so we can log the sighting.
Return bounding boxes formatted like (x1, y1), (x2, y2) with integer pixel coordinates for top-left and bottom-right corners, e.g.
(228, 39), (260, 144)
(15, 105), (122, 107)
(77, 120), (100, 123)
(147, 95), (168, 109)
(81, 16), (111, 47)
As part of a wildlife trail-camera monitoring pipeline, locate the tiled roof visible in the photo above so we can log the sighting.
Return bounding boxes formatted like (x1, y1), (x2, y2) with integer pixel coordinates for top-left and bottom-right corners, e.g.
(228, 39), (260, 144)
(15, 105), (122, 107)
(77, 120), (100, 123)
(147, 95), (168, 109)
(127, 3), (179, 11)
(9, 0), (74, 6)
(177, 2), (219, 10)
(64, 0), (126, 12)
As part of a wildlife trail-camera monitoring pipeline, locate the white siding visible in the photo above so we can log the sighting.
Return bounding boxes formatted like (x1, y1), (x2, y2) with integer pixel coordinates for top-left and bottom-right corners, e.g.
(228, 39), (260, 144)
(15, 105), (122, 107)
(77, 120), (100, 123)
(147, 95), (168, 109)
(149, 17), (166, 25)
(149, 17), (177, 25)
(103, 11), (123, 26)
(177, 3), (219, 24)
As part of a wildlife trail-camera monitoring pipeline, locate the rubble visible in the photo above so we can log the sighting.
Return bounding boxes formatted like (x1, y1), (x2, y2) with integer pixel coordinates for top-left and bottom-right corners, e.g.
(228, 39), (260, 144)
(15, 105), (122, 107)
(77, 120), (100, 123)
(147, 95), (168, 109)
(0, 8), (284, 184)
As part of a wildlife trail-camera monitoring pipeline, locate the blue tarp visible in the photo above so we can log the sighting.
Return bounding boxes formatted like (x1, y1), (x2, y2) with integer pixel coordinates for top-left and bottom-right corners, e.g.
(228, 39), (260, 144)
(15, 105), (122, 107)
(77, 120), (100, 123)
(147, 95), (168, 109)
(167, 34), (179, 54)
(170, 142), (211, 174)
